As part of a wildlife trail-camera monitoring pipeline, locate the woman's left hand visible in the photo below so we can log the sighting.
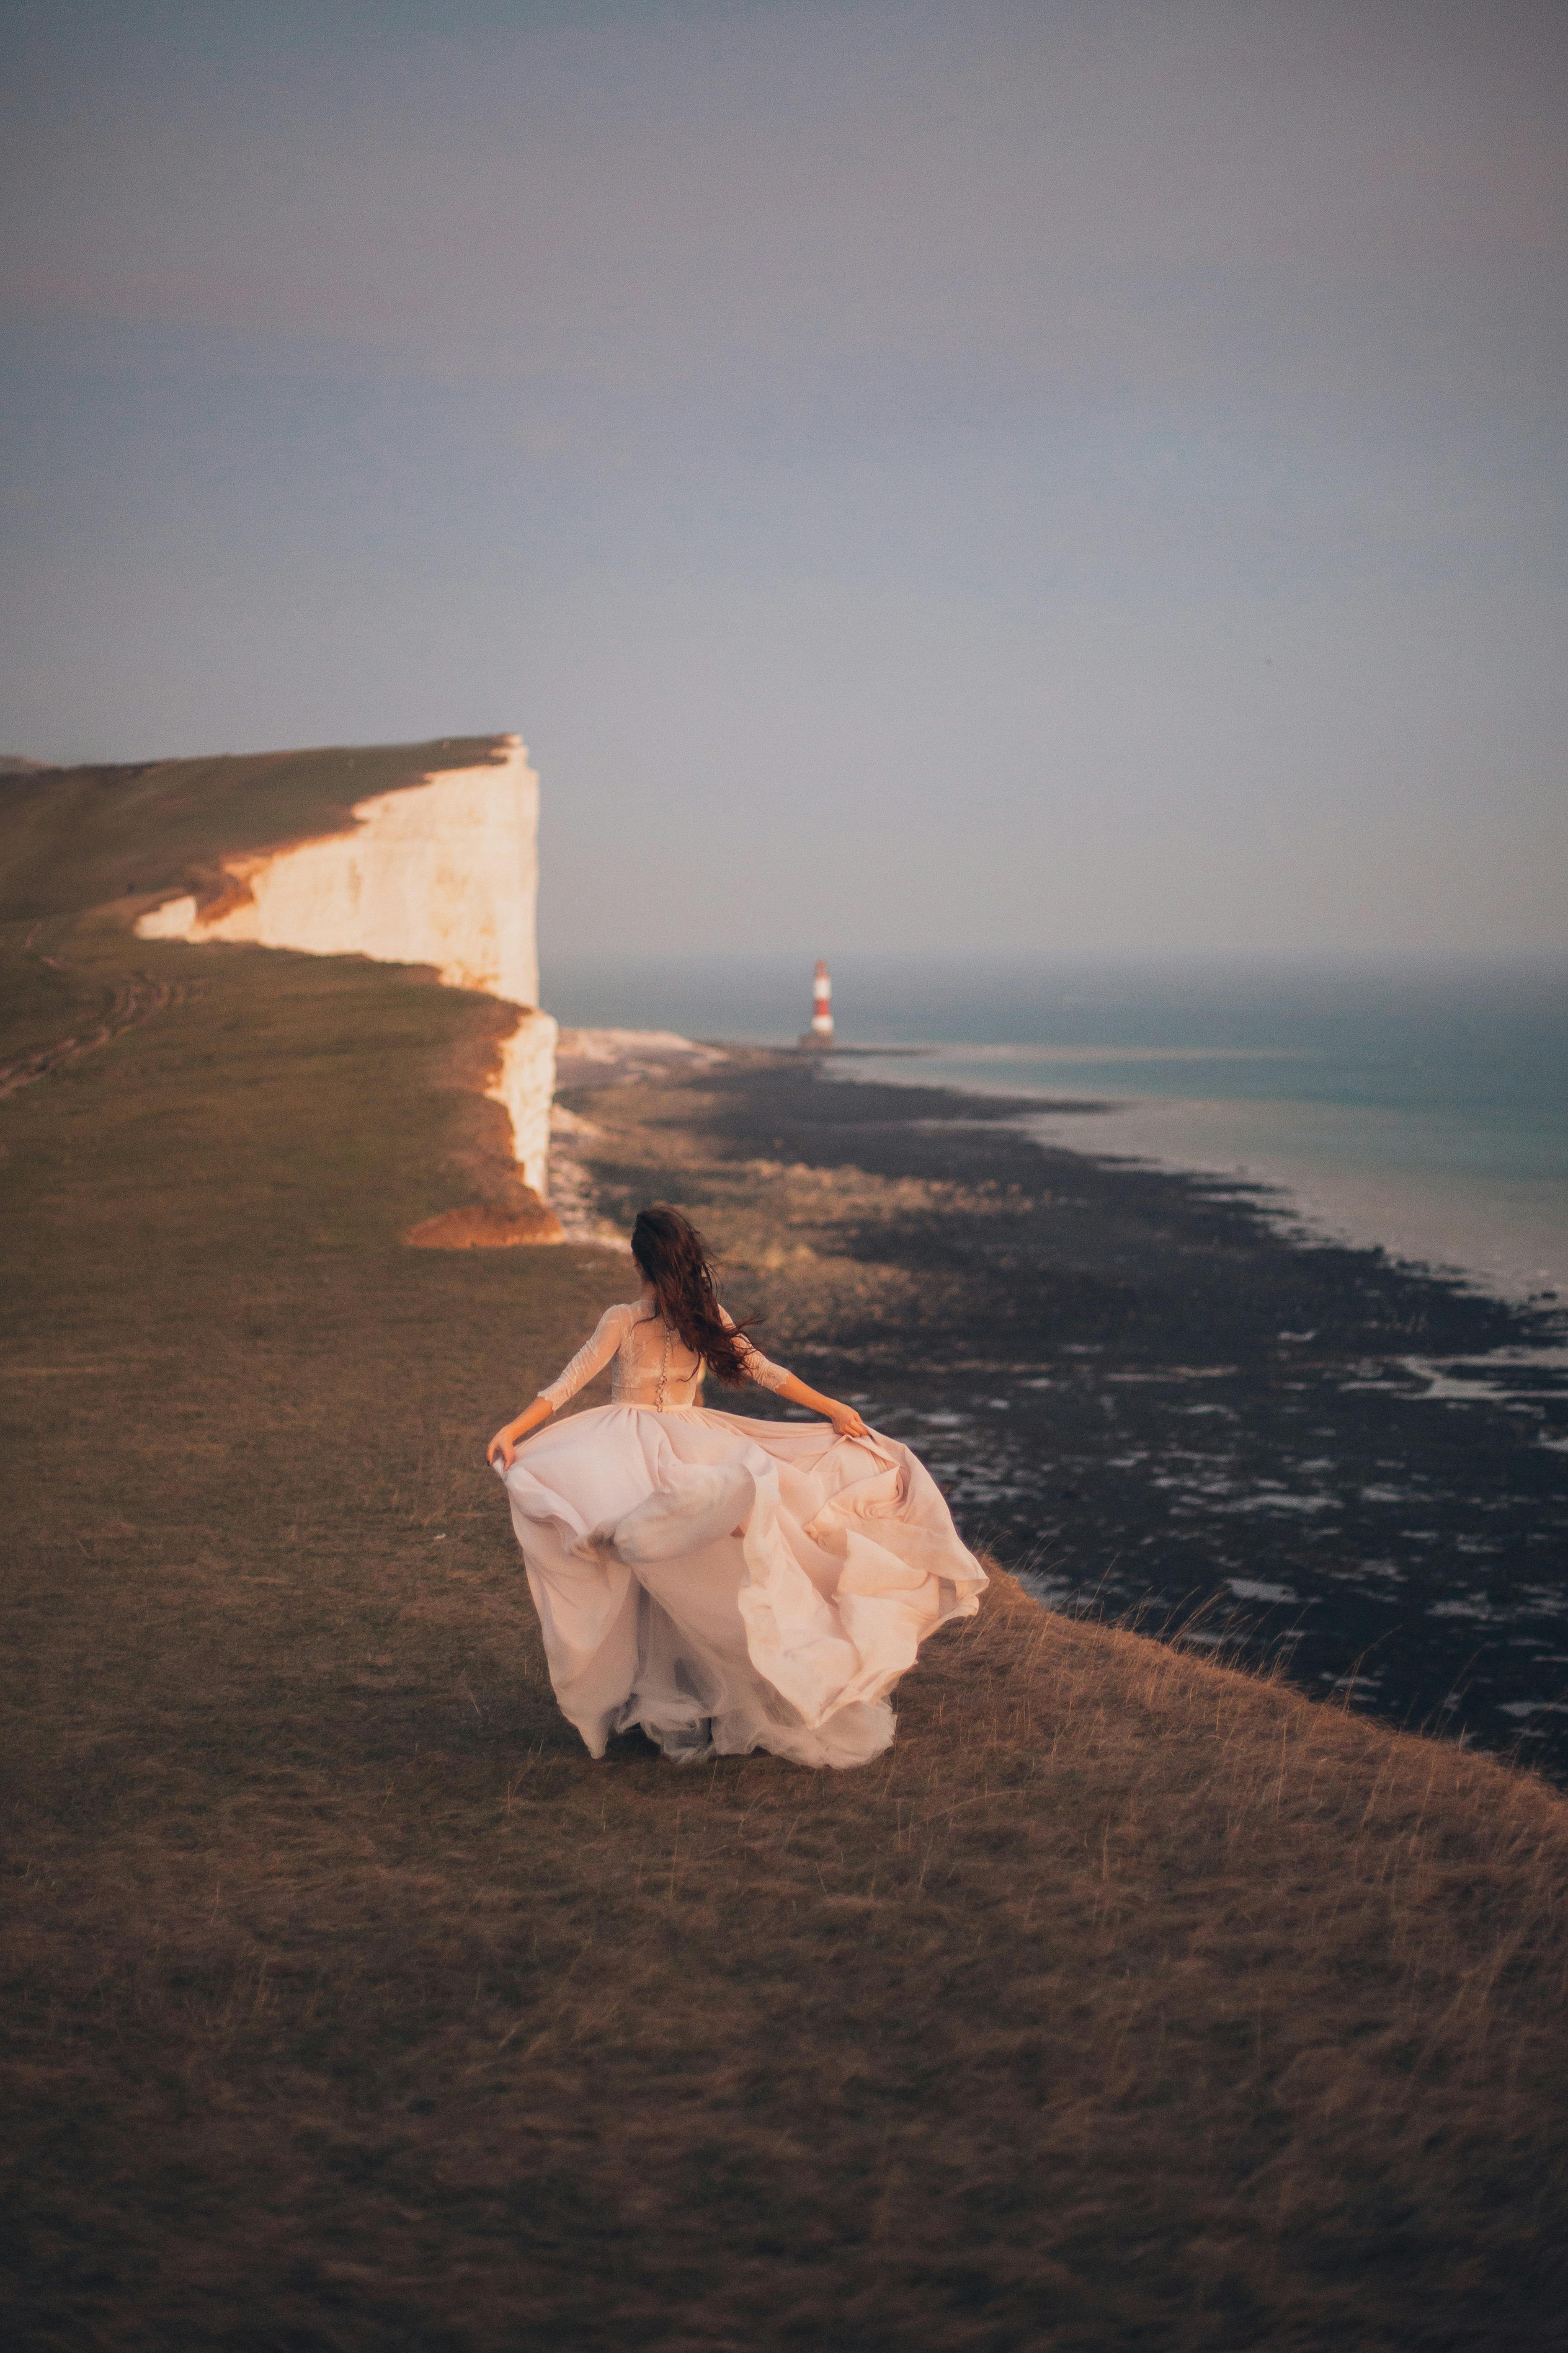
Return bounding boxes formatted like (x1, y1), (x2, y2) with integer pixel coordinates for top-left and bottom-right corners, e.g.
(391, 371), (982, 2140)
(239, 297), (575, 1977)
(827, 1402), (870, 1440)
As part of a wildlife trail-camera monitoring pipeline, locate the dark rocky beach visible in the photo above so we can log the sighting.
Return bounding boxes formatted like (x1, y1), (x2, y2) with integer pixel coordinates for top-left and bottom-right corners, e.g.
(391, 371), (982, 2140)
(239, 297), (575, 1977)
(558, 1038), (1568, 1782)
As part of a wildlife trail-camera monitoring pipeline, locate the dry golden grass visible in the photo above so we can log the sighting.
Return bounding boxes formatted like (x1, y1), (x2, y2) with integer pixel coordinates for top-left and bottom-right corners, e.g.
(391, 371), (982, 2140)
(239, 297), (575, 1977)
(10, 1537), (1568, 2349)
(5, 747), (1568, 2348)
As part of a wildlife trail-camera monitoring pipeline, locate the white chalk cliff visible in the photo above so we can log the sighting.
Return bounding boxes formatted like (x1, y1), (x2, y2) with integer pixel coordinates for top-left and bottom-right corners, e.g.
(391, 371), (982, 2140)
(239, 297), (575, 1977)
(136, 736), (557, 1197)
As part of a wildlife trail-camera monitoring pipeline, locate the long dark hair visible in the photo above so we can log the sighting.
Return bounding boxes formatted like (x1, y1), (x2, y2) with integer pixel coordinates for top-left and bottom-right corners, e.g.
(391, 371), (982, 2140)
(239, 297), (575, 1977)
(631, 1204), (757, 1389)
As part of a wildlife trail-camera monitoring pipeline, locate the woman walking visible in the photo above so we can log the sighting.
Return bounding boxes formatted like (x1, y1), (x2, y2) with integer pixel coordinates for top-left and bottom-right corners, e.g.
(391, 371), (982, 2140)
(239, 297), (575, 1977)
(488, 1204), (986, 1768)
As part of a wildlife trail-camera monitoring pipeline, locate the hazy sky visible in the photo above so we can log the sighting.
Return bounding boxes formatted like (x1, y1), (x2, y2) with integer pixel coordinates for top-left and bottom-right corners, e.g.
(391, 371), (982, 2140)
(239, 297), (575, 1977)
(3, 0), (1565, 959)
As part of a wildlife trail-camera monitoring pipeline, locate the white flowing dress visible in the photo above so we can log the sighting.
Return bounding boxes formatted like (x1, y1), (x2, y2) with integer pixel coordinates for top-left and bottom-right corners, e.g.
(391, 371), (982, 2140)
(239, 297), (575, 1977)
(493, 1301), (987, 1769)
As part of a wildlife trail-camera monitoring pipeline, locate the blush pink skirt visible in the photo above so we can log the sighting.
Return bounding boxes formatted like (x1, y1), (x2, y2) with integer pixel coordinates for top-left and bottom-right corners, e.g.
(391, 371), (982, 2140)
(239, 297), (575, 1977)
(493, 1405), (986, 1769)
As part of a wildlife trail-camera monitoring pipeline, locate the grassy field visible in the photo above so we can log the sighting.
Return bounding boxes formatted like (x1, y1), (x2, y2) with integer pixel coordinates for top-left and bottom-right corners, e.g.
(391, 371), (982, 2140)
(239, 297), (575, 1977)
(5, 747), (1568, 2350)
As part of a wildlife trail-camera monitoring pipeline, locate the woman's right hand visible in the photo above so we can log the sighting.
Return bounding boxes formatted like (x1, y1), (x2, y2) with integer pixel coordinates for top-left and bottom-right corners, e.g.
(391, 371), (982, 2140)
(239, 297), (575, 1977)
(487, 1396), (554, 1470)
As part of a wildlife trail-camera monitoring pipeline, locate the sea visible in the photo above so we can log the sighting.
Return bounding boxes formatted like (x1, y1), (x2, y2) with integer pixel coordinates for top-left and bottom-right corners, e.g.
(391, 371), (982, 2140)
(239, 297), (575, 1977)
(543, 950), (1568, 1307)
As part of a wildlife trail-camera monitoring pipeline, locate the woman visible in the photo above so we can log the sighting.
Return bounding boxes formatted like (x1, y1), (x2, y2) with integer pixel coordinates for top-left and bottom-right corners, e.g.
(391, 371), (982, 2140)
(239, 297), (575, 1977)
(487, 1204), (986, 1769)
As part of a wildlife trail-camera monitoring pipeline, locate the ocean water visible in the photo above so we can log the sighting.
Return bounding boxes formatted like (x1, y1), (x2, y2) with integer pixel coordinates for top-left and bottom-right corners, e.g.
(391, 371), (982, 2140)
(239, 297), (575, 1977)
(544, 951), (1568, 1304)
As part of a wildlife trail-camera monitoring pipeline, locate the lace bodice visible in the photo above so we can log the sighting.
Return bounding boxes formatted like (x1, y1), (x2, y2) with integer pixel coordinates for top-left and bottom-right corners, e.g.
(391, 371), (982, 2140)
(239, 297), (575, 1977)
(538, 1301), (792, 1413)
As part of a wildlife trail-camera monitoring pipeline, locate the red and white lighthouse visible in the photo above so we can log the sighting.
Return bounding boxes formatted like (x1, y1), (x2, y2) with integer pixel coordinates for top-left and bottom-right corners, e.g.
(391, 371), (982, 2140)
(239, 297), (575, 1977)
(809, 958), (834, 1045)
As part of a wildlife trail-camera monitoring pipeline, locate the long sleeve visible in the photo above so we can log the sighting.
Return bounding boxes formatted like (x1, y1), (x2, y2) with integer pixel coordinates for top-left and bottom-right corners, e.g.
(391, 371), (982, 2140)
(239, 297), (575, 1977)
(741, 1341), (792, 1393)
(720, 1307), (792, 1394)
(538, 1306), (627, 1410)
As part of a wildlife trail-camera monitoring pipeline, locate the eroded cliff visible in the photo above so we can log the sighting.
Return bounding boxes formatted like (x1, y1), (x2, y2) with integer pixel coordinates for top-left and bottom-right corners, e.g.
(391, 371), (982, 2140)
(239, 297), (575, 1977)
(136, 735), (557, 1199)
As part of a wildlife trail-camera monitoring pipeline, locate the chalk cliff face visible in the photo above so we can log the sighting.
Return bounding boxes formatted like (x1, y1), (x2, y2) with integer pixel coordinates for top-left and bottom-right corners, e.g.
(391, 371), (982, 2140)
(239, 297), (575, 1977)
(136, 736), (557, 1198)
(486, 1004), (557, 1208)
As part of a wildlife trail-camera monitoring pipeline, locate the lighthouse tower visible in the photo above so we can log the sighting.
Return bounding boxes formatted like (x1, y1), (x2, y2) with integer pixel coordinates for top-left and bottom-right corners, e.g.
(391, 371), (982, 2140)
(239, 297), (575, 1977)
(802, 958), (834, 1049)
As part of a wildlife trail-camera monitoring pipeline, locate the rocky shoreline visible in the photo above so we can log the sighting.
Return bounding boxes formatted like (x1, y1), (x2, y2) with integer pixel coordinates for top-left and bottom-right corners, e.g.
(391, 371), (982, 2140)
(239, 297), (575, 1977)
(556, 1038), (1568, 1780)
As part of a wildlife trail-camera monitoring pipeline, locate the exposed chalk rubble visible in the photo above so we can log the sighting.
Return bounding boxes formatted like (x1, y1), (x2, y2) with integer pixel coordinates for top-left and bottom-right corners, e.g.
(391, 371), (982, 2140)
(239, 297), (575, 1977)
(544, 1029), (732, 1247)
(136, 735), (558, 1201)
(554, 1028), (727, 1085)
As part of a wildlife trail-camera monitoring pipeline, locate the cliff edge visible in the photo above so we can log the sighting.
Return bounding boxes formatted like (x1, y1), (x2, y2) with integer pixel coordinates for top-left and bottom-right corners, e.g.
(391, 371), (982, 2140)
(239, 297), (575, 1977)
(134, 734), (557, 1199)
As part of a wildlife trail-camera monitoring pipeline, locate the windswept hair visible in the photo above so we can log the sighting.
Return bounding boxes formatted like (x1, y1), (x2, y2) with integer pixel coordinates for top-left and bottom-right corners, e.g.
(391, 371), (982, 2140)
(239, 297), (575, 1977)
(630, 1204), (758, 1390)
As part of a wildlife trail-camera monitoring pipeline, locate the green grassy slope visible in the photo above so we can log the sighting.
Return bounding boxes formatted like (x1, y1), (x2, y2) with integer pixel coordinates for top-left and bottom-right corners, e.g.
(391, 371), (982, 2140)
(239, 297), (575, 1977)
(0, 735), (500, 1074)
(0, 735), (500, 920)
(4, 751), (1568, 2350)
